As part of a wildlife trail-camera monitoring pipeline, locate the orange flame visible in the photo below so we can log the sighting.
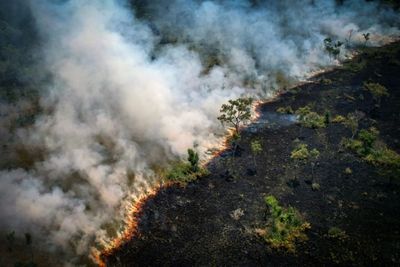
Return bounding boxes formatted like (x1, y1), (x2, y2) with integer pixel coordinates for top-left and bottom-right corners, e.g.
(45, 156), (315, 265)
(92, 182), (174, 266)
(93, 100), (266, 266)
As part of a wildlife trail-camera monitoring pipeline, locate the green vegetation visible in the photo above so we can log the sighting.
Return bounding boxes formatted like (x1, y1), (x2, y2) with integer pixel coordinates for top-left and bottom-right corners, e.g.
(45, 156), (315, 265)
(320, 78), (333, 85)
(343, 127), (400, 178)
(250, 139), (263, 167)
(332, 115), (346, 123)
(291, 143), (320, 161)
(327, 227), (348, 241)
(163, 149), (209, 184)
(363, 82), (389, 103)
(344, 167), (353, 174)
(343, 111), (363, 139)
(324, 37), (343, 60)
(218, 97), (253, 135)
(343, 58), (367, 72)
(295, 105), (326, 128)
(276, 106), (294, 114)
(363, 32), (370, 47)
(258, 196), (310, 252)
(187, 148), (199, 172)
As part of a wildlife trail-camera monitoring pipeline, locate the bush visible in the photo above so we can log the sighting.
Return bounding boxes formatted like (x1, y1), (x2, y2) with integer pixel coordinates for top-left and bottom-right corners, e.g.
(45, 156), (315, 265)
(343, 127), (400, 178)
(363, 82), (389, 101)
(327, 227), (348, 240)
(295, 105), (326, 128)
(276, 106), (294, 114)
(259, 196), (311, 252)
(164, 161), (208, 184)
(332, 115), (346, 123)
(291, 144), (319, 161)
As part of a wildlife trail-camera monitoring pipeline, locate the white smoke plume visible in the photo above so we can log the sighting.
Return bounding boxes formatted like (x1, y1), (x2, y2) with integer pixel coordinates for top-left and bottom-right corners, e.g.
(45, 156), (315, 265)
(0, 0), (398, 265)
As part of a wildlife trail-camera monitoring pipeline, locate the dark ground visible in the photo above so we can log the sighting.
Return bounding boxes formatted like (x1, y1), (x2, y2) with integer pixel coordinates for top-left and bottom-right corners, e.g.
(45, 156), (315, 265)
(104, 43), (400, 266)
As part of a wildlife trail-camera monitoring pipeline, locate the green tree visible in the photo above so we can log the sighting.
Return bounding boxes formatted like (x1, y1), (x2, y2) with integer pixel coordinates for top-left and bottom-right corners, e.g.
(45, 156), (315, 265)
(187, 148), (199, 172)
(363, 32), (370, 47)
(324, 38), (343, 60)
(218, 97), (253, 135)
(251, 140), (262, 168)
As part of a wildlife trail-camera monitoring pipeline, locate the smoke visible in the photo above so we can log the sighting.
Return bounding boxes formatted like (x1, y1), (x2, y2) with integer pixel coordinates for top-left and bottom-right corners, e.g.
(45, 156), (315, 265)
(0, 0), (398, 265)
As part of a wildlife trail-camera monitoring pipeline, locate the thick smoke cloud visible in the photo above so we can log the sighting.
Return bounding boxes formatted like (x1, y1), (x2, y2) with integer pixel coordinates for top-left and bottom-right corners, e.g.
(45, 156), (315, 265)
(0, 0), (398, 265)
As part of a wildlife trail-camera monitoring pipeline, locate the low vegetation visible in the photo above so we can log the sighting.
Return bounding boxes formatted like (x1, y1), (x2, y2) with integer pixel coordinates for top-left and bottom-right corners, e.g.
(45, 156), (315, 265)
(332, 115), (346, 123)
(291, 143), (319, 161)
(363, 82), (389, 103)
(163, 149), (209, 184)
(257, 196), (310, 252)
(276, 106), (294, 114)
(327, 227), (348, 241)
(342, 127), (400, 178)
(295, 105), (326, 128)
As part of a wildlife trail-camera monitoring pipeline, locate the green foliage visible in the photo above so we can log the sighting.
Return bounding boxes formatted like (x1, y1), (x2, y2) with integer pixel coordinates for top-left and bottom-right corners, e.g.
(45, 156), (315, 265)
(332, 115), (346, 123)
(164, 161), (208, 184)
(320, 78), (332, 85)
(327, 227), (348, 240)
(343, 112), (363, 138)
(251, 140), (263, 155)
(218, 97), (253, 134)
(344, 167), (353, 174)
(276, 106), (294, 114)
(164, 149), (208, 184)
(295, 105), (326, 128)
(187, 148), (199, 172)
(291, 144), (319, 161)
(324, 37), (343, 60)
(363, 32), (370, 46)
(260, 196), (311, 252)
(343, 127), (400, 178)
(363, 82), (389, 101)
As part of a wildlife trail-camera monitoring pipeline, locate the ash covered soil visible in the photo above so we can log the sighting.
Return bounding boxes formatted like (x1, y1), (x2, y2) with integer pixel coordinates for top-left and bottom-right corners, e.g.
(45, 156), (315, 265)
(105, 42), (400, 266)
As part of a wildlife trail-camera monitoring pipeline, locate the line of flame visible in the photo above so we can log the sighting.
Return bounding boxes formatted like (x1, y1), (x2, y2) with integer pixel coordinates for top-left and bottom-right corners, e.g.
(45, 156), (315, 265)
(92, 99), (264, 266)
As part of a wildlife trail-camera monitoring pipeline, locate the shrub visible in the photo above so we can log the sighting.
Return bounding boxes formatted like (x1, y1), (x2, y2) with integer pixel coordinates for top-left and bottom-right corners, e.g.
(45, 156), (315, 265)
(187, 148), (199, 172)
(291, 144), (319, 161)
(164, 161), (209, 184)
(363, 82), (389, 101)
(332, 115), (346, 123)
(259, 196), (311, 252)
(343, 127), (400, 178)
(295, 105), (326, 128)
(276, 106), (294, 114)
(327, 227), (348, 240)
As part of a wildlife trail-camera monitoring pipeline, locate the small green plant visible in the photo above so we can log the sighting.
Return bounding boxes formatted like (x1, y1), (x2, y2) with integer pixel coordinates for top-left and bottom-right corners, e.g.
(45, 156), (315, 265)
(250, 139), (263, 167)
(324, 37), (343, 60)
(291, 144), (319, 161)
(295, 105), (326, 128)
(362, 32), (370, 47)
(164, 149), (208, 184)
(332, 115), (346, 123)
(187, 148), (199, 172)
(276, 106), (294, 114)
(320, 78), (332, 85)
(342, 127), (400, 180)
(343, 111), (363, 139)
(344, 167), (353, 174)
(258, 196), (311, 252)
(363, 82), (389, 103)
(327, 227), (348, 241)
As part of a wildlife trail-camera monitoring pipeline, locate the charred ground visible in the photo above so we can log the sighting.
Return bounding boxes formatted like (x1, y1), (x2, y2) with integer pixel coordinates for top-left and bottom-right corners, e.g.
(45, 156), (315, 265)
(106, 42), (400, 266)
